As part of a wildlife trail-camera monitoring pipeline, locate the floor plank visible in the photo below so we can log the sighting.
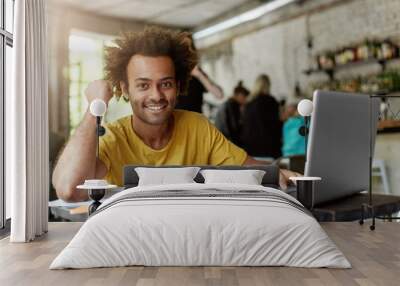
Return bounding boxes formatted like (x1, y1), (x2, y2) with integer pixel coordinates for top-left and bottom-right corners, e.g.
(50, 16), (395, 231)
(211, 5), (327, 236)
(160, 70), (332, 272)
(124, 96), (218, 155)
(0, 222), (399, 286)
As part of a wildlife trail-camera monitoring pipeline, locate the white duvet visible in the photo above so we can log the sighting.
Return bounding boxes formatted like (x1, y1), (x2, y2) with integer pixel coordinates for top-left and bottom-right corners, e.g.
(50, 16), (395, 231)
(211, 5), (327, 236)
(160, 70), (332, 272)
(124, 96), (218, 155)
(50, 183), (351, 269)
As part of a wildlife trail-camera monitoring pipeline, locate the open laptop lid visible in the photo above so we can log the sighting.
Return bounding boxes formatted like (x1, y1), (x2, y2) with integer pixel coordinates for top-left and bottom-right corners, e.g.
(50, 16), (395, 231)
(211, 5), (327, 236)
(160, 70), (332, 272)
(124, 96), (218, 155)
(305, 90), (380, 205)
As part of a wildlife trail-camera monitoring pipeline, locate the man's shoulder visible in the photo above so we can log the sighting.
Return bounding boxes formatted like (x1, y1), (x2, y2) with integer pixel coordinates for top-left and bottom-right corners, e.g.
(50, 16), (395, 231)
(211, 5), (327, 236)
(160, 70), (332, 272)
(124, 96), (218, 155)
(174, 109), (212, 135)
(174, 109), (208, 124)
(103, 116), (131, 140)
(105, 115), (131, 129)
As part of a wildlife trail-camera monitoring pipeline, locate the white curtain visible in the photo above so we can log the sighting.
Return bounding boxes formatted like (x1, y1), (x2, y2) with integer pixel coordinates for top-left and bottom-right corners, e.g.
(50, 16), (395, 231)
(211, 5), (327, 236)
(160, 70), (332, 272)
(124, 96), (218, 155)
(9, 0), (49, 242)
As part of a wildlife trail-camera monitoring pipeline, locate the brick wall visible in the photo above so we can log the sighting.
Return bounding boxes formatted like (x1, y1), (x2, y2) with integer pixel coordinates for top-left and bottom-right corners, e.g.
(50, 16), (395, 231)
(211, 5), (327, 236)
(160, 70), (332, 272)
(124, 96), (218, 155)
(197, 0), (400, 195)
(199, 0), (400, 101)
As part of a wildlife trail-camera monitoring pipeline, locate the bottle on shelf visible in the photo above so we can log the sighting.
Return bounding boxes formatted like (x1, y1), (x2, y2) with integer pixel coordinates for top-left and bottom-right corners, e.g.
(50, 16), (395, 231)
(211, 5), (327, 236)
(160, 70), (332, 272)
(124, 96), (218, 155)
(317, 51), (335, 70)
(377, 39), (398, 60)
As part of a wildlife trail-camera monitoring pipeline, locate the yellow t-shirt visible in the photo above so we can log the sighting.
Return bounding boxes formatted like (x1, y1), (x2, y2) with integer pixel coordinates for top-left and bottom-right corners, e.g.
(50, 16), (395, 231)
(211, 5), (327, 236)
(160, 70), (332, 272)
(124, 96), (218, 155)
(99, 110), (248, 186)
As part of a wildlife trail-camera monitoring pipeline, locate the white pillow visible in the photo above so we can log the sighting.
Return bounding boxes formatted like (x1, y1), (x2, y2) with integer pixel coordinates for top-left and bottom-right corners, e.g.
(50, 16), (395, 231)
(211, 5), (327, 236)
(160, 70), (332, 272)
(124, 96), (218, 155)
(200, 169), (266, 185)
(135, 167), (201, 186)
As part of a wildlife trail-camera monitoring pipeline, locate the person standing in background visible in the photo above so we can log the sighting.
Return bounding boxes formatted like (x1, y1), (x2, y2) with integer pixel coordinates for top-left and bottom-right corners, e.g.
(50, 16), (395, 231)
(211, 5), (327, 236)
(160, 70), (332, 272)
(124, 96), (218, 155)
(281, 101), (305, 157)
(175, 37), (223, 113)
(214, 81), (249, 147)
(175, 65), (224, 113)
(241, 74), (282, 159)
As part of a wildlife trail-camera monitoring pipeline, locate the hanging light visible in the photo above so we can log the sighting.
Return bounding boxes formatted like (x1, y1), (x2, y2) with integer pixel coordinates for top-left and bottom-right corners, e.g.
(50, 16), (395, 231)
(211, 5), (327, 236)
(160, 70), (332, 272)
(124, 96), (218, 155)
(193, 0), (300, 40)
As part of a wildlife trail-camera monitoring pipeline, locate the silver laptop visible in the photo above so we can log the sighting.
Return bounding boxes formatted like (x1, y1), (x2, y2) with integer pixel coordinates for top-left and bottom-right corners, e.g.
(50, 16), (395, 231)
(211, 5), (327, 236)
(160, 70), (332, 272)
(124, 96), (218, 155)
(305, 90), (380, 205)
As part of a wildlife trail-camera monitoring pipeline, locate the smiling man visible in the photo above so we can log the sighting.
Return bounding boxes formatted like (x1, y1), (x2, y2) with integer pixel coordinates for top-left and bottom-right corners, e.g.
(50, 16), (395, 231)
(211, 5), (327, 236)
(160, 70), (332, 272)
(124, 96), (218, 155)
(52, 27), (298, 202)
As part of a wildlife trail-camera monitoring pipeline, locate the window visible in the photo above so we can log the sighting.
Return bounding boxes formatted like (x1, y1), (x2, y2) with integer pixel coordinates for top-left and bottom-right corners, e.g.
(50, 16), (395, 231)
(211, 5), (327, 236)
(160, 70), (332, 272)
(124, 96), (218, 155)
(68, 30), (115, 134)
(5, 44), (11, 219)
(5, 0), (13, 33)
(1, 0), (14, 231)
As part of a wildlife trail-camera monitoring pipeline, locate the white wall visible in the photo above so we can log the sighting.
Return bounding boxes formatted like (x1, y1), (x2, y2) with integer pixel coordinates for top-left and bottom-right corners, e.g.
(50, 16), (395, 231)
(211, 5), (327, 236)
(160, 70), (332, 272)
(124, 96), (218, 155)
(197, 0), (400, 99)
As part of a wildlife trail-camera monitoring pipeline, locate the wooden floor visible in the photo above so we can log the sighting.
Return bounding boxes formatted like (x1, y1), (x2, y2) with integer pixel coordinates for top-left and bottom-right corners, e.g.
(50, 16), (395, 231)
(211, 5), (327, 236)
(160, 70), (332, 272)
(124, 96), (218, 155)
(0, 222), (399, 286)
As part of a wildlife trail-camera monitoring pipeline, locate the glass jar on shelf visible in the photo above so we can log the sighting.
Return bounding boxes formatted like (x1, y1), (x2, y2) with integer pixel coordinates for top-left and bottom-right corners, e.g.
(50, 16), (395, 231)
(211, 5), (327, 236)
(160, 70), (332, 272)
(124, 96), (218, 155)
(317, 52), (335, 70)
(334, 49), (346, 66)
(344, 47), (357, 63)
(357, 39), (375, 61)
(377, 39), (398, 60)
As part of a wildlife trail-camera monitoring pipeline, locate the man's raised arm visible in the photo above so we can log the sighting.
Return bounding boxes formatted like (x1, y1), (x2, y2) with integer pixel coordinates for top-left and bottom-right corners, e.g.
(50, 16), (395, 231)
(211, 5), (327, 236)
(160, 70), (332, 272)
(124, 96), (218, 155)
(52, 80), (112, 202)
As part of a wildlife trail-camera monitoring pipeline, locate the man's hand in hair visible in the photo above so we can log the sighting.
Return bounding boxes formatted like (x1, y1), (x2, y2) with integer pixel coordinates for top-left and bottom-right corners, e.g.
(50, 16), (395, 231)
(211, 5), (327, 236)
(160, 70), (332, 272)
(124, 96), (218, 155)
(85, 80), (113, 105)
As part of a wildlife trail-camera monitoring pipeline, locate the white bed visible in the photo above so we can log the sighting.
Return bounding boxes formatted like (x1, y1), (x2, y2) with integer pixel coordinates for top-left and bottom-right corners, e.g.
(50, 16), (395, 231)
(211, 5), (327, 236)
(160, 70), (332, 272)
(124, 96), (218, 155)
(50, 183), (351, 269)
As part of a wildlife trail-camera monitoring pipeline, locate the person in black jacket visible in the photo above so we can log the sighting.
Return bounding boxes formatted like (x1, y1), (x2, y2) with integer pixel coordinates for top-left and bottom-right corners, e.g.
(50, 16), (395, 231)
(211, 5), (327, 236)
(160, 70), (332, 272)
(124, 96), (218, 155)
(214, 81), (249, 146)
(241, 74), (282, 159)
(175, 37), (223, 113)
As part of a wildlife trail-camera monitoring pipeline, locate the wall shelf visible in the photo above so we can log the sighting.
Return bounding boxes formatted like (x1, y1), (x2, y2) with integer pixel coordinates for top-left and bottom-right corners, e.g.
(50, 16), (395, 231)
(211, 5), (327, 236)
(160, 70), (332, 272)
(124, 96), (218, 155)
(303, 57), (400, 80)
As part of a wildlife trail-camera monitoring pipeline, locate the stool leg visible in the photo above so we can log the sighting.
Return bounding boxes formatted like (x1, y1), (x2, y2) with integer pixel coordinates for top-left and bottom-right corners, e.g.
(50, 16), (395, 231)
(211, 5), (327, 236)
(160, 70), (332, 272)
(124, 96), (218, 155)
(370, 207), (375, 231)
(359, 205), (364, 225)
(88, 201), (101, 215)
(88, 189), (105, 216)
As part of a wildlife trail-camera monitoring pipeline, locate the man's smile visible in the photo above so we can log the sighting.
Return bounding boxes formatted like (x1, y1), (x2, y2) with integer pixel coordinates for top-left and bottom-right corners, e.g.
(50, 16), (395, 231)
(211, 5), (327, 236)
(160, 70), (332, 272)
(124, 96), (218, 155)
(144, 103), (168, 113)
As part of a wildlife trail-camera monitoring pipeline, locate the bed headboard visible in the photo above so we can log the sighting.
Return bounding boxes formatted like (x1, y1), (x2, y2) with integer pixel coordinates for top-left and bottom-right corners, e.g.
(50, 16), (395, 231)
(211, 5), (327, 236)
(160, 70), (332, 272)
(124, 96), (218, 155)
(123, 165), (280, 189)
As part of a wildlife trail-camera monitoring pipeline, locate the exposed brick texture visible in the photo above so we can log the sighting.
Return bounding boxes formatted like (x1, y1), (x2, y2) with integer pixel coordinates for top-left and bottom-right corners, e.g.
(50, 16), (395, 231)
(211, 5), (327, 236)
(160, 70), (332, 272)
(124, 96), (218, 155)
(198, 0), (400, 195)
